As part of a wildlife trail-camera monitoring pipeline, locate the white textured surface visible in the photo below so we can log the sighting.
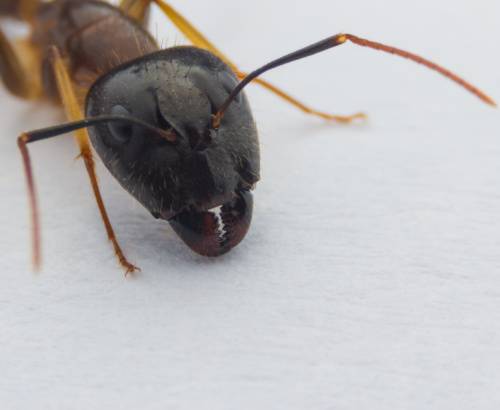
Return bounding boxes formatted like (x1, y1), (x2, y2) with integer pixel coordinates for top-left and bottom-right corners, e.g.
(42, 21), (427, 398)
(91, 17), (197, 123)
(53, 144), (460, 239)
(1, 1), (500, 409)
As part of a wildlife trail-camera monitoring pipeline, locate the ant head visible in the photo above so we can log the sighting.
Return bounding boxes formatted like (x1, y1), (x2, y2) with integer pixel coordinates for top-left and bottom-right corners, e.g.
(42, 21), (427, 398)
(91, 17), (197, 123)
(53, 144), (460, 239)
(85, 47), (260, 256)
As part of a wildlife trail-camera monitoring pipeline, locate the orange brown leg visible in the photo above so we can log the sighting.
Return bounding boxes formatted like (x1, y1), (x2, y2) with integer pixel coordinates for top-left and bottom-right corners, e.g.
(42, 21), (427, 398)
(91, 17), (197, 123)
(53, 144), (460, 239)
(17, 46), (139, 275)
(121, 0), (365, 123)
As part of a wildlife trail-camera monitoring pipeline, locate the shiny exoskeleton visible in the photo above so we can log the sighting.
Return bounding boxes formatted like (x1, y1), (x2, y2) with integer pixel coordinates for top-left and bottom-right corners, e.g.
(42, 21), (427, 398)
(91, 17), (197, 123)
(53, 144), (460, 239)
(3, 0), (495, 272)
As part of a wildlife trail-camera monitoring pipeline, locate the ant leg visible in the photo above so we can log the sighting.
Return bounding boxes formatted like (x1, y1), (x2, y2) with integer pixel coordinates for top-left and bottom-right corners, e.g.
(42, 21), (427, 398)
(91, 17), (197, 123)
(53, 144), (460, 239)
(118, 0), (150, 23)
(133, 0), (366, 123)
(0, 27), (41, 99)
(234, 75), (366, 123)
(48, 46), (139, 275)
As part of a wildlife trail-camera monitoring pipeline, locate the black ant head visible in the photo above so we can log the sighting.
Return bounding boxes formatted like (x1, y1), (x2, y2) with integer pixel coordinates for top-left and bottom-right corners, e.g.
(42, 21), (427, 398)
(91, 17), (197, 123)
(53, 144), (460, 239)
(85, 47), (260, 256)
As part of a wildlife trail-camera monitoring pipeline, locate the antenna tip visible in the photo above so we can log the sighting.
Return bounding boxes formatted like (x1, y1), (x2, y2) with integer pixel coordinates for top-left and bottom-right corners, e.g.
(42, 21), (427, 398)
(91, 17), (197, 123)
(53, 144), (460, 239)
(481, 94), (497, 107)
(32, 256), (42, 274)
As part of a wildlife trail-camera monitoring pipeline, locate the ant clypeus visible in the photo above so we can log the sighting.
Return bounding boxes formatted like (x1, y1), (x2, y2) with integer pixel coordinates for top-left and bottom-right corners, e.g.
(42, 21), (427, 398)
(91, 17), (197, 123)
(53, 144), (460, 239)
(1, 0), (495, 274)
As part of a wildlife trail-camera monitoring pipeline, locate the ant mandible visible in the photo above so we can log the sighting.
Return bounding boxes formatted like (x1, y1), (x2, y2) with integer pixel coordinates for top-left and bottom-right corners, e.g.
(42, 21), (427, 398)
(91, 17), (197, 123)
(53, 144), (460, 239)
(1, 0), (495, 274)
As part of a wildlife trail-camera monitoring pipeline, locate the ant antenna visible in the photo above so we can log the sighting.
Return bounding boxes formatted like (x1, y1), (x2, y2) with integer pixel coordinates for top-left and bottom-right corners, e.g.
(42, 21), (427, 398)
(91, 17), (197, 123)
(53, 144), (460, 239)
(18, 115), (176, 271)
(212, 33), (496, 128)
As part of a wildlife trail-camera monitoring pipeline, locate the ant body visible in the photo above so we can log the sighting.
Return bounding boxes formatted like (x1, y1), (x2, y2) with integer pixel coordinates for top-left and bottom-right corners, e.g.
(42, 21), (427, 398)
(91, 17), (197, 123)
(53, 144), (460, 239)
(1, 0), (495, 274)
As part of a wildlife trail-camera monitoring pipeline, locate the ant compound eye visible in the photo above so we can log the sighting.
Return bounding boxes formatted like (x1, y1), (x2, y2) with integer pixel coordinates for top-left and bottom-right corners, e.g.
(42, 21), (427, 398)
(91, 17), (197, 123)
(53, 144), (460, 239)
(107, 105), (134, 146)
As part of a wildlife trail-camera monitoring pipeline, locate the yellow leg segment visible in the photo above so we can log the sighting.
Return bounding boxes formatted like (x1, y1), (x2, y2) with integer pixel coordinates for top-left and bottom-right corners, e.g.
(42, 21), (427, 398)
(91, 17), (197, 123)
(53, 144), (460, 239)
(49, 46), (139, 275)
(0, 27), (41, 99)
(119, 0), (151, 23)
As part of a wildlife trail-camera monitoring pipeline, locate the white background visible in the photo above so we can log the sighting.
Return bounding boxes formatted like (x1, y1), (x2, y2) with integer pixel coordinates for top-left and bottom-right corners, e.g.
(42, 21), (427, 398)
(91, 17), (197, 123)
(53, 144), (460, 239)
(1, 1), (499, 409)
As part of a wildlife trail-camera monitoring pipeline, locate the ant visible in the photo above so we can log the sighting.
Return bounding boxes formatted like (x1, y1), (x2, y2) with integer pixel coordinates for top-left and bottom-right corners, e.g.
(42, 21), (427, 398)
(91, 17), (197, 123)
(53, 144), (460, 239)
(1, 0), (495, 274)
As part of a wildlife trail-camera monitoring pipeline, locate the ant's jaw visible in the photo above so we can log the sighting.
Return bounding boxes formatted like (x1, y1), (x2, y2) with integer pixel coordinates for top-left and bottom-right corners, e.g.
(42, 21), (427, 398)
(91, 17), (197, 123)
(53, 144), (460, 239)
(169, 190), (253, 257)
